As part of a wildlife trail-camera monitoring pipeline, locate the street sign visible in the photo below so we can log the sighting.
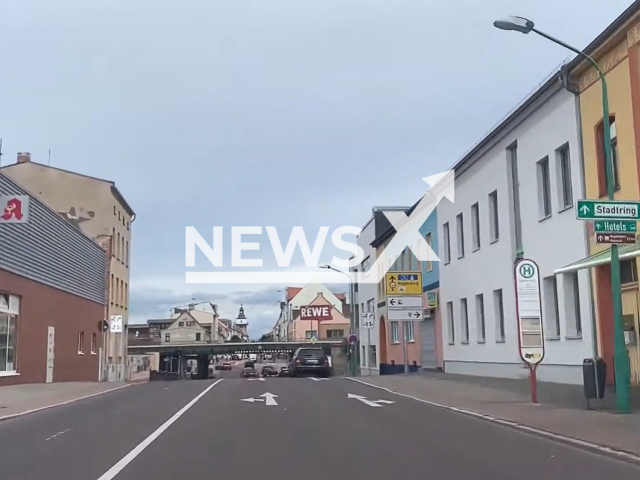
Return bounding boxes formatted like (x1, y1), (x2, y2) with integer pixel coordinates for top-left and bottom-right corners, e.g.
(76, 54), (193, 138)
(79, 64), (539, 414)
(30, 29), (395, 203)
(388, 309), (422, 320)
(514, 260), (544, 366)
(309, 336), (318, 344)
(385, 272), (422, 296)
(577, 200), (640, 220)
(387, 296), (423, 309)
(426, 291), (438, 308)
(0, 195), (30, 224)
(594, 220), (637, 233)
(110, 315), (123, 333)
(348, 334), (358, 345)
(363, 313), (374, 329)
(596, 233), (636, 244)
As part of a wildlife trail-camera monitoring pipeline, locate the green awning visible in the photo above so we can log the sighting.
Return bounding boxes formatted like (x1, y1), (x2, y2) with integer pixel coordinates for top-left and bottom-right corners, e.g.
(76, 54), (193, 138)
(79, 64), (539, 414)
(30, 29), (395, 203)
(554, 235), (640, 274)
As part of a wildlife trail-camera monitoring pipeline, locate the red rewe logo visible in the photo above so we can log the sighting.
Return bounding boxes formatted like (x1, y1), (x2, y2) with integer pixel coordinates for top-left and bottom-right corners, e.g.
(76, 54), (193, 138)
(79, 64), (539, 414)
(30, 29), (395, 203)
(1, 197), (24, 221)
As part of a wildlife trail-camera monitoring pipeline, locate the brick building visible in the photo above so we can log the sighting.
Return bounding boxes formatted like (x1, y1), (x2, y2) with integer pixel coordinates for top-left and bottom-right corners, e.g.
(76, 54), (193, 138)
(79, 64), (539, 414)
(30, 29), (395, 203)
(0, 173), (106, 386)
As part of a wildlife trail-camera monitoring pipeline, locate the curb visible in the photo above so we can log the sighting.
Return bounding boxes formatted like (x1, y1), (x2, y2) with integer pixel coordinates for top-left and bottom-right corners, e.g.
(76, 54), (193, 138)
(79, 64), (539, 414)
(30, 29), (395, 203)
(346, 377), (640, 466)
(0, 384), (133, 423)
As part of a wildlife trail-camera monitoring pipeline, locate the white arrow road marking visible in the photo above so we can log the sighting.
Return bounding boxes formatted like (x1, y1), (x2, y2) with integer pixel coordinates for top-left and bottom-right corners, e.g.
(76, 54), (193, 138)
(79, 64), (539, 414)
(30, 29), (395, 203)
(241, 397), (265, 403)
(247, 378), (265, 381)
(309, 377), (329, 381)
(260, 392), (279, 406)
(348, 393), (395, 407)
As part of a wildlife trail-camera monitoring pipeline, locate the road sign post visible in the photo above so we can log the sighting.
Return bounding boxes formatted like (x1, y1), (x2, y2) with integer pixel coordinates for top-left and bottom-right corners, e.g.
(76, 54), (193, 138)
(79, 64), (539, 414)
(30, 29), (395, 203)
(514, 259), (545, 404)
(576, 199), (633, 413)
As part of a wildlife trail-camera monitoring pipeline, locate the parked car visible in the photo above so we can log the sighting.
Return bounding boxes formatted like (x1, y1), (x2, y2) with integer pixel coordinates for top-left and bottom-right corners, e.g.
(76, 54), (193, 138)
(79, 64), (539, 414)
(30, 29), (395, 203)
(289, 347), (331, 377)
(261, 365), (278, 377)
(241, 366), (259, 378)
(244, 360), (255, 369)
(278, 366), (291, 377)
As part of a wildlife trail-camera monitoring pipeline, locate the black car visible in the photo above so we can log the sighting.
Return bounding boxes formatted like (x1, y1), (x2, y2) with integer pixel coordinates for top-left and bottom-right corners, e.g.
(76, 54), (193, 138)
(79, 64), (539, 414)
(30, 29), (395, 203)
(278, 366), (290, 377)
(261, 365), (278, 377)
(241, 367), (259, 378)
(289, 347), (330, 377)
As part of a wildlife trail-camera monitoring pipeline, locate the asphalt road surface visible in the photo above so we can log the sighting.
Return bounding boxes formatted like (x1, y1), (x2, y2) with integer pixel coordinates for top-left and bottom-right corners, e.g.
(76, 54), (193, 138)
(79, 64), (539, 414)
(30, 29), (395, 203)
(1, 373), (639, 480)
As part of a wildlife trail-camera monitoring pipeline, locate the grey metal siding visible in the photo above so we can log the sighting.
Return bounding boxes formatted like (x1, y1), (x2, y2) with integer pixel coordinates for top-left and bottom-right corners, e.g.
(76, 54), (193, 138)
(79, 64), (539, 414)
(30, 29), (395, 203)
(0, 174), (106, 304)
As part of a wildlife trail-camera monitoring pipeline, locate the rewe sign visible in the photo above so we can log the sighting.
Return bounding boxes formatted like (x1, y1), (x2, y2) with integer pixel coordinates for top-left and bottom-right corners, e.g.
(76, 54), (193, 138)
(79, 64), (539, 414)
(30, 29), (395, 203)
(300, 305), (333, 321)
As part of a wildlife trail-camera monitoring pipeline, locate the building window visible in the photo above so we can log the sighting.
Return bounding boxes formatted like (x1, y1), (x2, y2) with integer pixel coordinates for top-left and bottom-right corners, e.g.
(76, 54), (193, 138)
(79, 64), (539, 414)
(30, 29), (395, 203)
(78, 332), (85, 354)
(460, 298), (469, 343)
(124, 282), (128, 308)
(125, 241), (129, 267)
(543, 276), (560, 338)
(494, 289), (505, 342)
(115, 278), (119, 307)
(165, 333), (170, 342)
(556, 144), (573, 210)
(489, 190), (499, 242)
(476, 294), (485, 343)
(596, 116), (620, 196)
(0, 312), (18, 373)
(127, 221), (130, 230)
(121, 237), (125, 263)
(446, 301), (455, 344)
(563, 272), (582, 337)
(110, 274), (114, 305)
(113, 206), (116, 215)
(425, 233), (433, 271)
(471, 203), (480, 251)
(369, 345), (377, 366)
(621, 260), (638, 285)
(456, 213), (465, 258)
(390, 321), (399, 343)
(116, 232), (121, 260)
(537, 156), (552, 219)
(112, 228), (116, 257)
(305, 330), (317, 339)
(443, 223), (451, 264)
(327, 329), (344, 338)
(196, 333), (201, 342)
(179, 322), (184, 327)
(404, 321), (415, 342)
(91, 333), (97, 354)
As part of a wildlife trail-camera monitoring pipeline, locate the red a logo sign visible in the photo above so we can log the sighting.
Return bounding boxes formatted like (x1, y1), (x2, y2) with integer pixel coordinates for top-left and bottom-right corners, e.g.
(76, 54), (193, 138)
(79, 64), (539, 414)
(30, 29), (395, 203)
(1, 197), (24, 221)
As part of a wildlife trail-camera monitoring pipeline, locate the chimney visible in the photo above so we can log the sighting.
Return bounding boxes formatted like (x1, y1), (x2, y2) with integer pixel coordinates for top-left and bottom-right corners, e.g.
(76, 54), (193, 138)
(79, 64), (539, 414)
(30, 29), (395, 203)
(17, 152), (31, 164)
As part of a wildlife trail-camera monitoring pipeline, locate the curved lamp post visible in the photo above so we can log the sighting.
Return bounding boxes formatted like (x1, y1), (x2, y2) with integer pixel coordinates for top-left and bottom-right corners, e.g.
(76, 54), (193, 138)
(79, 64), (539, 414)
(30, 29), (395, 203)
(494, 16), (630, 413)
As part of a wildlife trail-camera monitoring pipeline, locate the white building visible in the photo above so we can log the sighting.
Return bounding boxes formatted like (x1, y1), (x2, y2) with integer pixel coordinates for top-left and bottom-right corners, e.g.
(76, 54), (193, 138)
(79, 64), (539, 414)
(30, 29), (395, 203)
(438, 71), (595, 385)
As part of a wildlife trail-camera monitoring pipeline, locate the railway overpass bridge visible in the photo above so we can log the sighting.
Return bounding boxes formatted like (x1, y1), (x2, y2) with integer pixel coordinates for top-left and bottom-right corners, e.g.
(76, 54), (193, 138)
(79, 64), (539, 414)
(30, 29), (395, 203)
(128, 339), (349, 379)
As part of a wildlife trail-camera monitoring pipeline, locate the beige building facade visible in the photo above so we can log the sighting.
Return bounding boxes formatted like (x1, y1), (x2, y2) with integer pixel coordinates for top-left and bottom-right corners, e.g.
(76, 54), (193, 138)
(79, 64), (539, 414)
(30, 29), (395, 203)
(1, 152), (135, 381)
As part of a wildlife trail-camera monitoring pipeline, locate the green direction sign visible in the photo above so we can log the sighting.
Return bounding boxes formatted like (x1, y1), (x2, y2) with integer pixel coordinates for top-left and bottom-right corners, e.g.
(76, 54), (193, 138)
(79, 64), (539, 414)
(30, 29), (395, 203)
(577, 200), (640, 220)
(594, 220), (637, 233)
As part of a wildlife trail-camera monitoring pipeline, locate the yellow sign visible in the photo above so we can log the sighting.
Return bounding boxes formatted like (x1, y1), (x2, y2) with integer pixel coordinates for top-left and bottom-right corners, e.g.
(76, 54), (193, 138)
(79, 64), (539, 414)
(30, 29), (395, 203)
(385, 272), (422, 296)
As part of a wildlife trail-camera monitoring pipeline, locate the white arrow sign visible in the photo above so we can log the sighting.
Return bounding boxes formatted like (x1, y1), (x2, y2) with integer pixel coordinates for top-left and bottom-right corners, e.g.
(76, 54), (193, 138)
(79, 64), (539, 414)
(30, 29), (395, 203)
(388, 309), (422, 320)
(348, 393), (395, 407)
(388, 296), (423, 309)
(241, 392), (279, 406)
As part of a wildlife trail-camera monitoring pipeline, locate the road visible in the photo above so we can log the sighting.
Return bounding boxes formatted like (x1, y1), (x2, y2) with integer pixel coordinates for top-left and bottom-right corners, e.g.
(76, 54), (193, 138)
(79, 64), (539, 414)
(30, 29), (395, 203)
(1, 370), (639, 479)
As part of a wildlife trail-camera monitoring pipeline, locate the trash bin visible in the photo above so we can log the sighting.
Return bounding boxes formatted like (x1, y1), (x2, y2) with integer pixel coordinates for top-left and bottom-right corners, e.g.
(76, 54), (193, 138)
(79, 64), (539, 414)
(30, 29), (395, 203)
(583, 357), (607, 400)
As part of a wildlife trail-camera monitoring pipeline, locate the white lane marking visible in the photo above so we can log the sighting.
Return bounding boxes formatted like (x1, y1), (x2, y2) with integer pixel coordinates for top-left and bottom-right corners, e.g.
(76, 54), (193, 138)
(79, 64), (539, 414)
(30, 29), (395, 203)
(45, 429), (71, 441)
(346, 378), (640, 464)
(96, 379), (224, 480)
(0, 384), (132, 423)
(309, 377), (329, 381)
(247, 378), (265, 382)
(347, 393), (382, 407)
(260, 392), (278, 406)
(241, 397), (265, 403)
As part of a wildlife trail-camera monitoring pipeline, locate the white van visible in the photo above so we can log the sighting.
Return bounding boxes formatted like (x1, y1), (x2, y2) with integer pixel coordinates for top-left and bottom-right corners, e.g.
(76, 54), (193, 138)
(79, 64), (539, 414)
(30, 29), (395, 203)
(249, 353), (257, 362)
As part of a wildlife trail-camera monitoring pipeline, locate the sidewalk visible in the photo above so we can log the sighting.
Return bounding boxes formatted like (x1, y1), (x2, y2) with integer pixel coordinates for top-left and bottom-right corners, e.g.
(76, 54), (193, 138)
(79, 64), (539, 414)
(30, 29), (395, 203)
(0, 382), (130, 421)
(352, 372), (640, 458)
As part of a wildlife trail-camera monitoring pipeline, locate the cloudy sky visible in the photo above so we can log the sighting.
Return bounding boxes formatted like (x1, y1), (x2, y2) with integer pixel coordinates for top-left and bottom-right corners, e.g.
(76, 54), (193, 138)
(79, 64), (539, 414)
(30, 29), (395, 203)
(0, 0), (633, 337)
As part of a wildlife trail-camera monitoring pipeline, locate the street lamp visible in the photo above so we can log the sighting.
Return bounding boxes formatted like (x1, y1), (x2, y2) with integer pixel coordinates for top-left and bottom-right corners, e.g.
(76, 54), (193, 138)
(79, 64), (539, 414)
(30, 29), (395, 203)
(494, 16), (630, 413)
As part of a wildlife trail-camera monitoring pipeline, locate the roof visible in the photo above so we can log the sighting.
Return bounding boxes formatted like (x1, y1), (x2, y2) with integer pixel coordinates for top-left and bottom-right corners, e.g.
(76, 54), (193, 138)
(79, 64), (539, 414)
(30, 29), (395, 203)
(554, 235), (640, 274)
(0, 160), (136, 218)
(147, 318), (173, 324)
(286, 287), (302, 301)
